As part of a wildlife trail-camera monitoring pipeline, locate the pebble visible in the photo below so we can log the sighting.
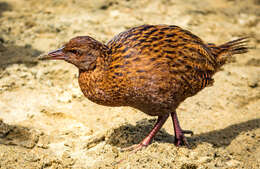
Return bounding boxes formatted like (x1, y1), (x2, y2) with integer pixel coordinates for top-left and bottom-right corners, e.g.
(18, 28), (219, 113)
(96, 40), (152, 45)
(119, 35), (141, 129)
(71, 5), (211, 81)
(248, 78), (259, 88)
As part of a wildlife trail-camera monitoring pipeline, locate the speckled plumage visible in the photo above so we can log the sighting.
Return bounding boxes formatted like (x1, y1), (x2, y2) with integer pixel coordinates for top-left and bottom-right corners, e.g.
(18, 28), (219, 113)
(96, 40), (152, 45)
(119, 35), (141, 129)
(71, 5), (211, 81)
(77, 25), (247, 116)
(41, 24), (248, 148)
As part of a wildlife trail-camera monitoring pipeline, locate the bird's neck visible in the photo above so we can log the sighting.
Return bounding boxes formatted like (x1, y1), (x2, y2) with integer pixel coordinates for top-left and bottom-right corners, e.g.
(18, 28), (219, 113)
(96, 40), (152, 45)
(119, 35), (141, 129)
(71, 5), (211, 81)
(77, 52), (112, 105)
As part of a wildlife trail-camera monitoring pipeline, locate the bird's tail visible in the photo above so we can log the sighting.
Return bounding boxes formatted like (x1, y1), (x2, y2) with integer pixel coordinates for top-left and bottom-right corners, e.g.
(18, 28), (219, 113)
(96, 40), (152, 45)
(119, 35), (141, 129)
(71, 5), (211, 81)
(208, 37), (249, 67)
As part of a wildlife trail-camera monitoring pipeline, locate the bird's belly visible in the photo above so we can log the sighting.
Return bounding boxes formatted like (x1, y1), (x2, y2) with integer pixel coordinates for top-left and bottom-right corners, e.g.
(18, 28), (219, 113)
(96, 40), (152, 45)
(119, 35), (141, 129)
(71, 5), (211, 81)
(81, 88), (125, 107)
(123, 89), (180, 116)
(130, 102), (173, 116)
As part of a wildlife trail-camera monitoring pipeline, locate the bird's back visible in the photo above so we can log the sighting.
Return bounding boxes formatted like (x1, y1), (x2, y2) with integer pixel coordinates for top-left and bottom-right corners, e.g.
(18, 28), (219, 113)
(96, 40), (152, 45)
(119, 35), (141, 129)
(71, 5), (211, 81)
(77, 25), (248, 116)
(104, 25), (219, 115)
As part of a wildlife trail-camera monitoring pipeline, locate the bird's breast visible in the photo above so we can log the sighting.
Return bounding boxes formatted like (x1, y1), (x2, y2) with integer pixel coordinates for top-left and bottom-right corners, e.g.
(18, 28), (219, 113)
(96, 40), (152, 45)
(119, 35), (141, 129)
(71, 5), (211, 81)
(78, 70), (126, 107)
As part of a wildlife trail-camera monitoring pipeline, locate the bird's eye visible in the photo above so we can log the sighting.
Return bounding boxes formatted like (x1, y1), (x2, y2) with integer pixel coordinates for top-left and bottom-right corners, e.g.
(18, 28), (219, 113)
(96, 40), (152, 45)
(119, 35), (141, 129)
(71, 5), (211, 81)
(69, 49), (82, 55)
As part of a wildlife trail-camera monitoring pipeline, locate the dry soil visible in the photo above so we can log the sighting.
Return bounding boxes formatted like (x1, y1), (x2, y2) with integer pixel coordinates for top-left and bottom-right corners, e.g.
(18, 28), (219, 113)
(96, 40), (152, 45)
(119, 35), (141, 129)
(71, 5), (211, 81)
(0, 0), (259, 168)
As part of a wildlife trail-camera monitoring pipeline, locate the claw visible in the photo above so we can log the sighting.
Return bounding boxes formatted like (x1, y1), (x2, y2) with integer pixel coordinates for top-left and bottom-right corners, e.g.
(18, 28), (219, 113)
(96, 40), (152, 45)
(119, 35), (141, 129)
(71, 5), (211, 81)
(174, 134), (190, 148)
(114, 143), (147, 165)
(182, 130), (194, 136)
(120, 143), (147, 153)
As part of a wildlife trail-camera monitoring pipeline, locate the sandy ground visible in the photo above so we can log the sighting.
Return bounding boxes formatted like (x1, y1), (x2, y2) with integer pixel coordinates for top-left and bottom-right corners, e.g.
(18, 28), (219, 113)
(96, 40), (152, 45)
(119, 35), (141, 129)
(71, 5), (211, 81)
(0, 0), (259, 168)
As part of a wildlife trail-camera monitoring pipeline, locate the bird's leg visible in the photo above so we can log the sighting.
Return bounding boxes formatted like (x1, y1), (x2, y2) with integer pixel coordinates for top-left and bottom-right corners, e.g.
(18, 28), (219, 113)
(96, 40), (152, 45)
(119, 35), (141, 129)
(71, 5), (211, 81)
(171, 111), (193, 147)
(122, 114), (169, 152)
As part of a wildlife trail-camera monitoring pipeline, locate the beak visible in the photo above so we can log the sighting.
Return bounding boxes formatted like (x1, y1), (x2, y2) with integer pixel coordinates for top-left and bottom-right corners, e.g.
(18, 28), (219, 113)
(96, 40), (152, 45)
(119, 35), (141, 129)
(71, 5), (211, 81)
(38, 47), (67, 60)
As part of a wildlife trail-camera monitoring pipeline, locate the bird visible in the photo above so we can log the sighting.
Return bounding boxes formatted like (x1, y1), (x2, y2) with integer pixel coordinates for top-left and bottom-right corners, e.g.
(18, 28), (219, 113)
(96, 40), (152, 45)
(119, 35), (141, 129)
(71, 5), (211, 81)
(39, 24), (248, 151)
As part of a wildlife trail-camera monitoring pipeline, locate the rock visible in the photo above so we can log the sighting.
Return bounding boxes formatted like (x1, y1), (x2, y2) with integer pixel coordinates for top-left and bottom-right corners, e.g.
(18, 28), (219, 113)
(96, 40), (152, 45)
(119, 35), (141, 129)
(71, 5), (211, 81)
(247, 73), (260, 88)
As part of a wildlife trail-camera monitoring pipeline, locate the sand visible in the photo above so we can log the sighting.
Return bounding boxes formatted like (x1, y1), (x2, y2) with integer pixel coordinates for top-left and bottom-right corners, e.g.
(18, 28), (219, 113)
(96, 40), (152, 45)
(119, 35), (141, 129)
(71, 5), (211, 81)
(0, 0), (259, 168)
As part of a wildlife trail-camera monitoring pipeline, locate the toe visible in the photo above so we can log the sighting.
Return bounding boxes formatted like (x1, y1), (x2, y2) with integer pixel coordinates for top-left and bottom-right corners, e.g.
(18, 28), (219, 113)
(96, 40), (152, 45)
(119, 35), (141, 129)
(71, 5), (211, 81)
(182, 130), (194, 136)
(174, 135), (191, 148)
(120, 143), (147, 152)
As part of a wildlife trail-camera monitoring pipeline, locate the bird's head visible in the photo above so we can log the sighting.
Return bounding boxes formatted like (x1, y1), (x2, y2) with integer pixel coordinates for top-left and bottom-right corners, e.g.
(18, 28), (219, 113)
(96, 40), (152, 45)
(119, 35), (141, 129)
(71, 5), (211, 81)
(39, 36), (107, 71)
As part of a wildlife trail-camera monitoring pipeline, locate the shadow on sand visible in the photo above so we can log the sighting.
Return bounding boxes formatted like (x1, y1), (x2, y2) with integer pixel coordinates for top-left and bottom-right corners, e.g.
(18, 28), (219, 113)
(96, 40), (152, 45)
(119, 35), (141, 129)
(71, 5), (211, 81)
(1, 117), (259, 149)
(0, 120), (39, 149)
(106, 118), (260, 148)
(0, 2), (12, 17)
(0, 2), (42, 70)
(0, 43), (42, 70)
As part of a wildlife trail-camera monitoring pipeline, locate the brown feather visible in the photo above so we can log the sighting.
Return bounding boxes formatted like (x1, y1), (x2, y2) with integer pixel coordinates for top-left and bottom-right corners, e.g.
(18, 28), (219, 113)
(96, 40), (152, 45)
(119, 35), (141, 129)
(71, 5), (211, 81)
(73, 25), (249, 116)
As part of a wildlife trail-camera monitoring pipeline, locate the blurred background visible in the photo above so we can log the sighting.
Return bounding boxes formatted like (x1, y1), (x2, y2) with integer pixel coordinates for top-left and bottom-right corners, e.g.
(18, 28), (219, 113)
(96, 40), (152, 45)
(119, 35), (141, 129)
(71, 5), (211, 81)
(0, 0), (259, 168)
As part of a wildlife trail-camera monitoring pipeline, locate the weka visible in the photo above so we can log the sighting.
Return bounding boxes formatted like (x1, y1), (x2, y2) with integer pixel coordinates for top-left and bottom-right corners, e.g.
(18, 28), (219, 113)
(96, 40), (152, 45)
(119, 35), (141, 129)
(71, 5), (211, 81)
(40, 24), (248, 151)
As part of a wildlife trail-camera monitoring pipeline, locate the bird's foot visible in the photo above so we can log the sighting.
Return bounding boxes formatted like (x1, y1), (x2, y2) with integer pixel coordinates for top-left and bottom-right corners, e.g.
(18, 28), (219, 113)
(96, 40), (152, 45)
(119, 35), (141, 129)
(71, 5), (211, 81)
(174, 129), (193, 147)
(121, 114), (169, 152)
(114, 141), (149, 165)
(120, 142), (148, 153)
(121, 135), (152, 152)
